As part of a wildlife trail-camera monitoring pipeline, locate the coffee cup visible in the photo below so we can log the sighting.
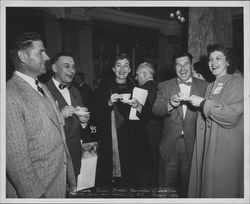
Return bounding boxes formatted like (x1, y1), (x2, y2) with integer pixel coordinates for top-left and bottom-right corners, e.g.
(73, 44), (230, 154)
(120, 93), (131, 100)
(74, 106), (90, 117)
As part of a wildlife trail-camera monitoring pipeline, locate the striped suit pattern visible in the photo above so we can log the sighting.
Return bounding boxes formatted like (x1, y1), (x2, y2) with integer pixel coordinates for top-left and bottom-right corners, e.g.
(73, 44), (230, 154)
(6, 73), (76, 198)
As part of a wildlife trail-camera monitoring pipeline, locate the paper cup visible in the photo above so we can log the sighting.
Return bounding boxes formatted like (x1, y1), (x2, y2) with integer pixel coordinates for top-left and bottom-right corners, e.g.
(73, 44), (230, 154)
(120, 93), (131, 100)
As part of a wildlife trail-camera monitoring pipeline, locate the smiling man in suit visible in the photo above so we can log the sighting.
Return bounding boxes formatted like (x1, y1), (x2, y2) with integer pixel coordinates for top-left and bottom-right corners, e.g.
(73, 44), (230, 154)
(152, 51), (208, 197)
(6, 32), (76, 198)
(45, 52), (90, 180)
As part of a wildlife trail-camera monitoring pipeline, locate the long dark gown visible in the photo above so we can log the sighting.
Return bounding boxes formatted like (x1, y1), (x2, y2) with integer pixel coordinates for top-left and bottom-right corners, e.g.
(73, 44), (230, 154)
(91, 78), (152, 188)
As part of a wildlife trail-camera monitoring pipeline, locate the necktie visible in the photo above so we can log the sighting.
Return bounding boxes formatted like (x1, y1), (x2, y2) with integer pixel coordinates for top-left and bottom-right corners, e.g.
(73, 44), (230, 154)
(177, 80), (192, 86)
(59, 83), (72, 90)
(35, 80), (45, 96)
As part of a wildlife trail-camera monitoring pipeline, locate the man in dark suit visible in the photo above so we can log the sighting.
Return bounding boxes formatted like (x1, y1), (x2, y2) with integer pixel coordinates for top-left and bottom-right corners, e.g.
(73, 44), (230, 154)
(134, 62), (162, 187)
(152, 51), (208, 197)
(46, 52), (90, 179)
(72, 72), (93, 107)
(6, 32), (76, 198)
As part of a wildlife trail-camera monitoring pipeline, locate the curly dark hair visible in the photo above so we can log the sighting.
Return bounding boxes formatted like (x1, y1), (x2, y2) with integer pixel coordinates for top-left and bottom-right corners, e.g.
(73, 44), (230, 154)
(207, 44), (237, 74)
(171, 51), (193, 65)
(51, 52), (74, 65)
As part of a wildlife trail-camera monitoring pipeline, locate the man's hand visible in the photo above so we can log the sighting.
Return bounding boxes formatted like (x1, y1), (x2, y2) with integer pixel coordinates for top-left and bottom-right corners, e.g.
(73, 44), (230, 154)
(61, 105), (75, 119)
(169, 94), (181, 108)
(74, 106), (90, 128)
(127, 98), (142, 112)
(78, 115), (90, 123)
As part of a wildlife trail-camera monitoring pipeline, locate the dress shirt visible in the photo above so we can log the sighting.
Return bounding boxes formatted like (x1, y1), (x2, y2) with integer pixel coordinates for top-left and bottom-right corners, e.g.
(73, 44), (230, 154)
(52, 77), (72, 105)
(52, 78), (88, 129)
(178, 77), (192, 119)
(15, 71), (43, 96)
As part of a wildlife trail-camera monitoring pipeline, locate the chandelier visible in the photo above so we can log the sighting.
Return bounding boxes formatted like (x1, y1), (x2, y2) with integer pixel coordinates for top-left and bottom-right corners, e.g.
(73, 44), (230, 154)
(169, 9), (185, 23)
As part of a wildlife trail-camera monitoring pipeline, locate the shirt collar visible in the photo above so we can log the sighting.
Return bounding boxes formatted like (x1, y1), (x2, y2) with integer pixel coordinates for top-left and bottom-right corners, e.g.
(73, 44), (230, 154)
(15, 71), (37, 91)
(141, 78), (154, 86)
(177, 77), (192, 83)
(52, 77), (61, 88)
(52, 77), (71, 91)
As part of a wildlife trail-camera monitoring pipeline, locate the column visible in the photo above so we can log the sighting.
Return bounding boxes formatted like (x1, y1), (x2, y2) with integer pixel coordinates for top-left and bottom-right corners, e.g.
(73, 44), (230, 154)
(157, 32), (183, 82)
(43, 19), (62, 59)
(188, 8), (232, 79)
(78, 22), (94, 88)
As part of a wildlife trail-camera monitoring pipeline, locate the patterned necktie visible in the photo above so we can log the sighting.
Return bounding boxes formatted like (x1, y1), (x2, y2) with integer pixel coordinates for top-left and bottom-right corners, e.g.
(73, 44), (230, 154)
(35, 80), (45, 96)
(177, 80), (192, 86)
(59, 83), (72, 90)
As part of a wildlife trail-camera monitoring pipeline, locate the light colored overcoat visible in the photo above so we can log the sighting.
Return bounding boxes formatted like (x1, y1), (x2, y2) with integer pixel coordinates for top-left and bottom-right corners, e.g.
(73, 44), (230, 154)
(188, 74), (244, 198)
(6, 73), (76, 198)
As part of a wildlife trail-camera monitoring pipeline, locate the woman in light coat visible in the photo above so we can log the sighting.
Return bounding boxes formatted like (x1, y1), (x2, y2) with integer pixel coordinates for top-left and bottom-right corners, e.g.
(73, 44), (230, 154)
(186, 44), (243, 198)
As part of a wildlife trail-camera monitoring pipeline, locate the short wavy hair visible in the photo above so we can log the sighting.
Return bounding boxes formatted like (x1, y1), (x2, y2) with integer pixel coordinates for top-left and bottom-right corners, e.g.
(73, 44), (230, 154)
(112, 53), (131, 67)
(137, 61), (155, 76)
(207, 44), (237, 74)
(51, 52), (74, 65)
(9, 32), (42, 64)
(171, 51), (193, 65)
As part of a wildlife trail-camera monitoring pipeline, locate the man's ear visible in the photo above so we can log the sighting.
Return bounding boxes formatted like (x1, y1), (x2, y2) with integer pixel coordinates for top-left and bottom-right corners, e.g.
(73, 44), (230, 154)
(17, 50), (27, 63)
(52, 64), (57, 73)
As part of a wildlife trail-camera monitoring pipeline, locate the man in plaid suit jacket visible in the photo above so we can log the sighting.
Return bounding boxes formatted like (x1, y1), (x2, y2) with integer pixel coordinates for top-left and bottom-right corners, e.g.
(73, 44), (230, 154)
(6, 32), (76, 198)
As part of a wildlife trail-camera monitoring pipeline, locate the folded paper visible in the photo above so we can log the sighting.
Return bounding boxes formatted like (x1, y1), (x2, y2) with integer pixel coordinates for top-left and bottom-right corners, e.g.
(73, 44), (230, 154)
(77, 142), (98, 191)
(129, 87), (148, 120)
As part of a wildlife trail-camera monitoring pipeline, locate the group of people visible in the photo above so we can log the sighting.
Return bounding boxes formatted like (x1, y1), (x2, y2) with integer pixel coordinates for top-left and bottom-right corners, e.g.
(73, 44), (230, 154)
(6, 32), (243, 199)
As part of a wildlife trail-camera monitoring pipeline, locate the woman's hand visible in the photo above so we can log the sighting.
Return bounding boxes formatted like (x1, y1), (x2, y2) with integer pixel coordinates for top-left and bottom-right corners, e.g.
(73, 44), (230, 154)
(185, 95), (205, 107)
(108, 93), (121, 106)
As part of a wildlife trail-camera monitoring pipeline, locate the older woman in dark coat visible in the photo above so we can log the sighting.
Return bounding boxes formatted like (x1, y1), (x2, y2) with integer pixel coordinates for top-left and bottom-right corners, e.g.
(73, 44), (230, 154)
(92, 53), (152, 188)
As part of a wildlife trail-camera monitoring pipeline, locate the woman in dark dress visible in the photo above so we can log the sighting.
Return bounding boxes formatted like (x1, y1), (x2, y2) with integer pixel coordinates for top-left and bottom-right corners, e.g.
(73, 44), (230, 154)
(92, 53), (152, 188)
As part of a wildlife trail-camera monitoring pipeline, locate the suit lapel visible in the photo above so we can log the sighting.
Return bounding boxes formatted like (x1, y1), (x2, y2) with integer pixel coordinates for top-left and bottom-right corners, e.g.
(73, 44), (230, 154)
(46, 79), (69, 109)
(173, 79), (184, 119)
(184, 78), (200, 122)
(42, 87), (63, 132)
(42, 85), (67, 144)
(69, 88), (78, 107)
(12, 74), (62, 132)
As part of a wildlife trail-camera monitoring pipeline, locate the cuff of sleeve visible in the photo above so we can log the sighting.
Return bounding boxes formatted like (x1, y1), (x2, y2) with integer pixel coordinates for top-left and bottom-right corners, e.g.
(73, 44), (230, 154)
(200, 99), (206, 108)
(167, 103), (174, 112)
(136, 110), (142, 118)
(108, 100), (113, 106)
(81, 123), (88, 129)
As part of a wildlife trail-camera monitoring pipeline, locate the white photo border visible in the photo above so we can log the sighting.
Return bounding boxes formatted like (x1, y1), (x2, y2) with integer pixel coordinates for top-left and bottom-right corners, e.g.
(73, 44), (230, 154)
(1, 1), (249, 204)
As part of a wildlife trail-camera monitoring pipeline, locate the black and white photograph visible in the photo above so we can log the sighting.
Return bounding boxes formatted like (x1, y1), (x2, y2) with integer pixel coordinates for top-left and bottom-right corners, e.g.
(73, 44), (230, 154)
(0, 1), (249, 203)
